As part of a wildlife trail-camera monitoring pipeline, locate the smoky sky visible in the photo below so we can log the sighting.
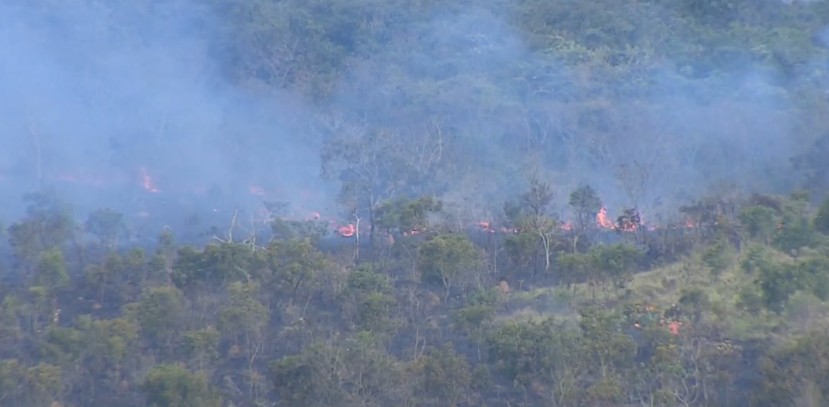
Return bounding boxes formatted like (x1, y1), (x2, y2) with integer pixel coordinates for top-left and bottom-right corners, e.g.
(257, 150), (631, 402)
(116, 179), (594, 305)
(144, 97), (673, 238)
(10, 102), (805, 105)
(327, 4), (824, 221)
(0, 0), (826, 232)
(0, 1), (331, 227)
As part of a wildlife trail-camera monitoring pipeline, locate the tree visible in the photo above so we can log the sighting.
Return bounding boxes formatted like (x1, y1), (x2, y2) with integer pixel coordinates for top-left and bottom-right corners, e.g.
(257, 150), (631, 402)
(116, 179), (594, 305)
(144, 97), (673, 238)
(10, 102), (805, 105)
(504, 178), (561, 276)
(757, 332), (829, 407)
(85, 208), (128, 249)
(739, 205), (777, 244)
(375, 195), (442, 235)
(589, 243), (642, 295)
(217, 281), (269, 401)
(815, 195), (829, 235)
(418, 234), (479, 300)
(321, 116), (446, 246)
(130, 286), (186, 357)
(141, 364), (222, 407)
(569, 184), (603, 233)
(182, 327), (220, 372)
(270, 333), (407, 407)
(266, 238), (327, 305)
(487, 317), (588, 406)
(417, 344), (472, 407)
(342, 265), (397, 335)
(7, 190), (75, 272)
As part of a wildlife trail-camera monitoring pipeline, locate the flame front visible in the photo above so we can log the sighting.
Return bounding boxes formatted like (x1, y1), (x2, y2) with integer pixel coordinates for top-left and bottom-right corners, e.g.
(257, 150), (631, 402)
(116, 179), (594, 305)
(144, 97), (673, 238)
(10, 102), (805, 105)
(596, 207), (615, 229)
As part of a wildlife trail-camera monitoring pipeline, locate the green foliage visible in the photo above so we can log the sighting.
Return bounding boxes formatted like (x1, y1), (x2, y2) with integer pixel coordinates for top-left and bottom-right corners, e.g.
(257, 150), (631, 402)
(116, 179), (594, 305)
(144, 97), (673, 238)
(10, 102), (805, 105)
(745, 246), (829, 313)
(375, 195), (442, 233)
(2, 0), (829, 405)
(142, 364), (222, 407)
(217, 281), (269, 351)
(589, 243), (642, 291)
(569, 184), (603, 230)
(183, 327), (220, 371)
(739, 205), (777, 243)
(131, 286), (186, 354)
(85, 208), (127, 248)
(269, 333), (405, 407)
(8, 191), (75, 266)
(418, 344), (471, 406)
(173, 243), (263, 291)
(266, 238), (327, 304)
(701, 238), (733, 277)
(418, 234), (479, 296)
(33, 248), (69, 293)
(270, 218), (330, 242)
(757, 332), (829, 407)
(773, 193), (816, 252)
(343, 266), (396, 334)
(816, 195), (829, 235)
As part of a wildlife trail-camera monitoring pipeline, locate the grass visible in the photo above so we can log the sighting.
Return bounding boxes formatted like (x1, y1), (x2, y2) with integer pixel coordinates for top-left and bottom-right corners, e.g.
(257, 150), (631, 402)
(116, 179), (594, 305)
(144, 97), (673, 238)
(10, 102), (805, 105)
(493, 244), (797, 340)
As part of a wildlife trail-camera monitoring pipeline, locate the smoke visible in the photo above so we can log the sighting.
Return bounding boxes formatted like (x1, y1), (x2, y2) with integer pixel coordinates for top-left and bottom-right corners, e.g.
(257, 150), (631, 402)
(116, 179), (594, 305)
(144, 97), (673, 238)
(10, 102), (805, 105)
(0, 0), (825, 237)
(0, 1), (331, 233)
(325, 2), (823, 222)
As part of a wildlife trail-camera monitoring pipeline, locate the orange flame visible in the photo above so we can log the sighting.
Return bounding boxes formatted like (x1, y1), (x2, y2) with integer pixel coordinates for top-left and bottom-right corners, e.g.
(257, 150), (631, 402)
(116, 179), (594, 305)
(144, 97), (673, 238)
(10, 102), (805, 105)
(337, 224), (356, 238)
(477, 221), (496, 234)
(596, 207), (615, 229)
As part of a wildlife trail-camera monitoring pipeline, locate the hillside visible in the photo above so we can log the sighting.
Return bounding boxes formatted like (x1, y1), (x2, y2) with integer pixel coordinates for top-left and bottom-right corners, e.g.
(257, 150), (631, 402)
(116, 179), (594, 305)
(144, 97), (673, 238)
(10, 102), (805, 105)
(2, 1), (829, 407)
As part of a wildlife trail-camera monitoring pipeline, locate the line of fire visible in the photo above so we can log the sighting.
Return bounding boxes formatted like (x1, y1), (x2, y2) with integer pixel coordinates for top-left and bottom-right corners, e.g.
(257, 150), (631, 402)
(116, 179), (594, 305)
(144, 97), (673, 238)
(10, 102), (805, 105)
(1, 167), (706, 241)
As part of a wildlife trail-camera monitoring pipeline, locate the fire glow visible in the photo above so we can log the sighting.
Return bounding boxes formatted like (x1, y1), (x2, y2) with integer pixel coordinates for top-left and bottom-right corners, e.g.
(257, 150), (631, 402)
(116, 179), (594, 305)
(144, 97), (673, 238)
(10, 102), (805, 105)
(139, 167), (161, 193)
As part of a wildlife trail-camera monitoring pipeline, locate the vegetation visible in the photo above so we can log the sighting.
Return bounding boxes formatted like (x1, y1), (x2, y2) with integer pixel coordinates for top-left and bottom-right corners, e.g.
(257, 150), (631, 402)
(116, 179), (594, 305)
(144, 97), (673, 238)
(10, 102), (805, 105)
(3, 0), (829, 406)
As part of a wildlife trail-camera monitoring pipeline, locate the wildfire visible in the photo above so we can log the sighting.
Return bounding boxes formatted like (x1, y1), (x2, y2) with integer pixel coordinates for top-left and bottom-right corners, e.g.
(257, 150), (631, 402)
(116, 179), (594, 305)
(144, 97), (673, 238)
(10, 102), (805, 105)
(139, 167), (161, 193)
(596, 207), (615, 229)
(337, 224), (356, 238)
(477, 221), (496, 234)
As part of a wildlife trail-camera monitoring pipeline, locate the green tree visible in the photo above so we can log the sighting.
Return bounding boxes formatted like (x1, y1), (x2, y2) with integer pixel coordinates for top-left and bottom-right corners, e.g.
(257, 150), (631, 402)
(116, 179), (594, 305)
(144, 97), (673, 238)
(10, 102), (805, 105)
(342, 266), (397, 335)
(182, 327), (220, 372)
(569, 184), (603, 232)
(85, 208), (128, 248)
(815, 195), (829, 235)
(589, 243), (642, 294)
(757, 332), (829, 407)
(7, 190), (75, 270)
(418, 234), (479, 299)
(504, 178), (560, 275)
(417, 345), (471, 407)
(130, 286), (186, 356)
(375, 195), (442, 235)
(266, 238), (327, 305)
(141, 364), (222, 407)
(739, 205), (777, 244)
(217, 281), (269, 400)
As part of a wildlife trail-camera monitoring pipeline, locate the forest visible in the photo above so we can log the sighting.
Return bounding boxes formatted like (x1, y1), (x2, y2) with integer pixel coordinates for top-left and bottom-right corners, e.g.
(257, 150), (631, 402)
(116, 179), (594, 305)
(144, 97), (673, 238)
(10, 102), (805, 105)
(2, 0), (829, 406)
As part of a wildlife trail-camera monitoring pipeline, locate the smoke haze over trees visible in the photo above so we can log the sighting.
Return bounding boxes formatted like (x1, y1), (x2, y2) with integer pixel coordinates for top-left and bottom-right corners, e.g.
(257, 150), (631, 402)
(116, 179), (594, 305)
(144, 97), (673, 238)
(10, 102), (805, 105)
(1, 0), (829, 406)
